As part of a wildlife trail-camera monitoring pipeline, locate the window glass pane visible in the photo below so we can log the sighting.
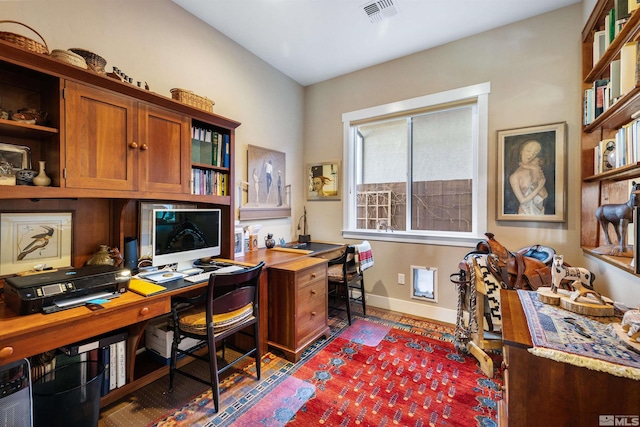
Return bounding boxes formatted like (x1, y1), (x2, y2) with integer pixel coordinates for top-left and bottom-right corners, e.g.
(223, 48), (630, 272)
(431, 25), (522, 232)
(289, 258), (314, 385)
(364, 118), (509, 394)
(356, 119), (407, 231)
(411, 107), (473, 232)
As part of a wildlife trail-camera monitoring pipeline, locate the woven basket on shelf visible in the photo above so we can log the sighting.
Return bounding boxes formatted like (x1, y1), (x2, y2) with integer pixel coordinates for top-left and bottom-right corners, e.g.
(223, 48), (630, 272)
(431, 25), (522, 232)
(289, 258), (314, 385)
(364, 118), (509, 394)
(50, 49), (87, 69)
(0, 20), (48, 54)
(69, 48), (107, 73)
(170, 88), (214, 112)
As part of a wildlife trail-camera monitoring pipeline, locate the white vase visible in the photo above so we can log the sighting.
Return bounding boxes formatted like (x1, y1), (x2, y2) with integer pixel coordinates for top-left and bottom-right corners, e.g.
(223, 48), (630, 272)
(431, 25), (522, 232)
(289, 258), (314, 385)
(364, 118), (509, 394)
(32, 160), (51, 187)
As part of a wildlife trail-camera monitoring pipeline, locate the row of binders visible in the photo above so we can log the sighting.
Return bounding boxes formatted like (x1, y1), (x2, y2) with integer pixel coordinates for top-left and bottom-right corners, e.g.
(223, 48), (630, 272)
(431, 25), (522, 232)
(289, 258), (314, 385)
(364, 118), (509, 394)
(593, 116), (640, 175)
(192, 126), (230, 168)
(585, 0), (639, 125)
(191, 168), (227, 196)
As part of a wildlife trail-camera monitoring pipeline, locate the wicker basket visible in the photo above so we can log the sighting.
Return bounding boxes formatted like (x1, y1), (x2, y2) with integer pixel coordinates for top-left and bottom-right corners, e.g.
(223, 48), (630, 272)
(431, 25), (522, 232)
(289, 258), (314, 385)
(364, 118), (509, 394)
(69, 48), (107, 74)
(0, 20), (48, 54)
(50, 49), (87, 69)
(170, 88), (214, 112)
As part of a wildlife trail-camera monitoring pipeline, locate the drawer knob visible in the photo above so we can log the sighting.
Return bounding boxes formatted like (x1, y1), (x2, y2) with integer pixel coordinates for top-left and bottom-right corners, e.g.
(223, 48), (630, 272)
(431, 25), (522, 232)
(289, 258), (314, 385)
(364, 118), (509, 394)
(311, 311), (317, 316)
(0, 347), (14, 358)
(310, 273), (316, 279)
(311, 289), (317, 295)
(129, 141), (138, 149)
(139, 307), (149, 315)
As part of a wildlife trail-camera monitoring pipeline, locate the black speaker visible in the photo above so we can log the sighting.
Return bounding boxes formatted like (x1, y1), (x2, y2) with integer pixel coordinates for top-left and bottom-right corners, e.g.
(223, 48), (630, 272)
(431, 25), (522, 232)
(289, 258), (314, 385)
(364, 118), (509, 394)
(124, 237), (138, 272)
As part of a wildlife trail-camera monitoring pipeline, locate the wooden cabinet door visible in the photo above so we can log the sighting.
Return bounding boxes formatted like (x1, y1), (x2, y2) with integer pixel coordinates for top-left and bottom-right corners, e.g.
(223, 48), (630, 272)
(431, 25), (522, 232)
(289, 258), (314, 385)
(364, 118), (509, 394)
(137, 103), (190, 194)
(64, 81), (136, 191)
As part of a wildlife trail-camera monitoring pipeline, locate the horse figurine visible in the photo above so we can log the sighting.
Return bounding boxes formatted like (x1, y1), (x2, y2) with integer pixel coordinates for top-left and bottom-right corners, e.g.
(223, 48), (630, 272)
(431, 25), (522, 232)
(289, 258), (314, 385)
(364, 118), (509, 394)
(594, 181), (639, 254)
(551, 255), (595, 293)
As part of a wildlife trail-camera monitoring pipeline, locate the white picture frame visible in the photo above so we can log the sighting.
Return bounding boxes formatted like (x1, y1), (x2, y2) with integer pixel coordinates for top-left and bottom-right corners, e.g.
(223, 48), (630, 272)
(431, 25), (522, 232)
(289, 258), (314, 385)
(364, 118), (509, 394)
(410, 265), (438, 303)
(0, 212), (72, 275)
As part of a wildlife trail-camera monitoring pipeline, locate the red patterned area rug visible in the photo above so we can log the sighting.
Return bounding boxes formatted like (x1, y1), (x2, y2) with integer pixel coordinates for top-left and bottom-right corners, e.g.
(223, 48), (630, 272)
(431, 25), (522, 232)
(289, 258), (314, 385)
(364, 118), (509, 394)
(150, 316), (502, 427)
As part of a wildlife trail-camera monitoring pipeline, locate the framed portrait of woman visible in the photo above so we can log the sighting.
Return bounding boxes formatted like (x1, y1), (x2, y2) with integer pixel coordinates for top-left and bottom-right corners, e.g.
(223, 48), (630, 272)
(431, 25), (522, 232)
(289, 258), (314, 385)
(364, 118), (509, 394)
(497, 122), (566, 222)
(306, 161), (340, 200)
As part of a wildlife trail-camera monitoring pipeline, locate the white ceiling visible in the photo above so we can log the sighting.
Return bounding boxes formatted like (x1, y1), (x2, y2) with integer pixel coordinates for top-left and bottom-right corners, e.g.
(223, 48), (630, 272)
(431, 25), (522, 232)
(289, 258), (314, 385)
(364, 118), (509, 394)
(172, 0), (581, 86)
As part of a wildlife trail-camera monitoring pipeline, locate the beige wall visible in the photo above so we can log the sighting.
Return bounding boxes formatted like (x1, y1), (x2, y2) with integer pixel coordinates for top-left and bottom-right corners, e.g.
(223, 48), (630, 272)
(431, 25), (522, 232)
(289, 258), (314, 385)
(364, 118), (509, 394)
(304, 3), (640, 319)
(2, 0), (305, 243)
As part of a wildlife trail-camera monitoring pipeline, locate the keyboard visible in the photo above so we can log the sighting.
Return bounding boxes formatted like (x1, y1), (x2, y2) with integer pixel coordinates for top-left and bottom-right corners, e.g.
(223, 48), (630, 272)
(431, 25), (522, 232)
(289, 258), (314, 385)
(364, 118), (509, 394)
(184, 265), (245, 283)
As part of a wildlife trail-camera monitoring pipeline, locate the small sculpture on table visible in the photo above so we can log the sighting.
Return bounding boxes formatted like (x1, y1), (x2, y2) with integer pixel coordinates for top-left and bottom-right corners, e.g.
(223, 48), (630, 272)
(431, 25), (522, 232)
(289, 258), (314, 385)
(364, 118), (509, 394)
(593, 181), (639, 257)
(537, 255), (612, 316)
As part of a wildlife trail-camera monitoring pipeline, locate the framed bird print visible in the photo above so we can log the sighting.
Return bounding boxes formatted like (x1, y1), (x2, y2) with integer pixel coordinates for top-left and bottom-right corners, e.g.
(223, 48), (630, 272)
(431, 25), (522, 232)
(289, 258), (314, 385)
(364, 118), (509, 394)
(0, 212), (73, 275)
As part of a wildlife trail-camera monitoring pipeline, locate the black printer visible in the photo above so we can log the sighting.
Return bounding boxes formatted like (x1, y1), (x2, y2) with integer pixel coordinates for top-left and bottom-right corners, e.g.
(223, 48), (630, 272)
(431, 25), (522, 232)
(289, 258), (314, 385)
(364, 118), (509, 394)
(4, 265), (131, 315)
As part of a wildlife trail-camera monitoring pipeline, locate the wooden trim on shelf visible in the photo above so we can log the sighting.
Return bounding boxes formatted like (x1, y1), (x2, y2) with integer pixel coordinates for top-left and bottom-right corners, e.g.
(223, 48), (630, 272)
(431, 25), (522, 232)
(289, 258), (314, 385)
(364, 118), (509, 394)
(583, 163), (640, 182)
(582, 246), (634, 273)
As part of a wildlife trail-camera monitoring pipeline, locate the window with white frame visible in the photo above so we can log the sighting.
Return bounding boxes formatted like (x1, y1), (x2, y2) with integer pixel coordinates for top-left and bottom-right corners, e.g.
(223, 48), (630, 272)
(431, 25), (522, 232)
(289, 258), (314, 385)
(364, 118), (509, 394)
(342, 83), (490, 246)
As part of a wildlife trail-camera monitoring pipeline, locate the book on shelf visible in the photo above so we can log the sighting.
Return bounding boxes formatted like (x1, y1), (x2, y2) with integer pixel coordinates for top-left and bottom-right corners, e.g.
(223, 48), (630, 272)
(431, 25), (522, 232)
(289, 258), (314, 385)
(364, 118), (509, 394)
(593, 29), (607, 65)
(223, 133), (230, 168)
(212, 131), (219, 166)
(200, 129), (212, 166)
(191, 127), (201, 164)
(620, 41), (638, 96)
(116, 340), (126, 388)
(108, 342), (117, 392)
(610, 59), (622, 102)
(594, 78), (609, 118)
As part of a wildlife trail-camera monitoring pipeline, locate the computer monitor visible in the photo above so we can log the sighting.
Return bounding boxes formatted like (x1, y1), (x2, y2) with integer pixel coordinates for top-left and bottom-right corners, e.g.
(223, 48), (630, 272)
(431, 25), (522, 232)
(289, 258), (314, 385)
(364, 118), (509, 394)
(151, 208), (221, 270)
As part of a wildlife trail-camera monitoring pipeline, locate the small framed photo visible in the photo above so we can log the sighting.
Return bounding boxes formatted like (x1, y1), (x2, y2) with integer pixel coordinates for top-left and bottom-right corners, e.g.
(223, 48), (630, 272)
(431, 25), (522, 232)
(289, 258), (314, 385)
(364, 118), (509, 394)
(410, 265), (438, 303)
(0, 212), (73, 275)
(307, 161), (340, 200)
(497, 122), (566, 222)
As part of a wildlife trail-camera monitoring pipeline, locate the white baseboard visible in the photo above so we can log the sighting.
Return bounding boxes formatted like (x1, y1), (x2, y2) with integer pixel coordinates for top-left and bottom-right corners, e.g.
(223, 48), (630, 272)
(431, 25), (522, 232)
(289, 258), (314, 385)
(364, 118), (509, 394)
(363, 293), (457, 325)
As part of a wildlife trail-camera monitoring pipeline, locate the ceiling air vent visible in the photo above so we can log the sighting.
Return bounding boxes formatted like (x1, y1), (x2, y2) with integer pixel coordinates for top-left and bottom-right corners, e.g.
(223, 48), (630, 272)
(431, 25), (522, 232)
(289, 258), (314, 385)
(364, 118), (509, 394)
(361, 0), (400, 24)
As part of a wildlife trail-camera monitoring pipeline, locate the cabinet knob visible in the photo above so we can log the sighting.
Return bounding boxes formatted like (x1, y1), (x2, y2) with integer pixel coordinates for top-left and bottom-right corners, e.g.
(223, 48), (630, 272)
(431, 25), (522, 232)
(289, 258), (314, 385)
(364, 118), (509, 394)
(139, 307), (149, 316)
(140, 143), (148, 151)
(0, 346), (14, 359)
(129, 141), (138, 149)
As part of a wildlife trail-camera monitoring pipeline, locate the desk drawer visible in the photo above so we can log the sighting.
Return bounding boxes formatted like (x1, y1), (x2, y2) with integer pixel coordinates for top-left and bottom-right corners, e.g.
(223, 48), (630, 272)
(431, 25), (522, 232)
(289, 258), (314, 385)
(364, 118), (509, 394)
(296, 264), (326, 290)
(0, 295), (169, 365)
(297, 292), (326, 343)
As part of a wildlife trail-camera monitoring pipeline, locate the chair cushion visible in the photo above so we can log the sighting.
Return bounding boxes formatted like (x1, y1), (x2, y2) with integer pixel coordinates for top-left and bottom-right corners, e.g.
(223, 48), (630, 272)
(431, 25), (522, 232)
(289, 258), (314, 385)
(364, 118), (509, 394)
(178, 303), (254, 335)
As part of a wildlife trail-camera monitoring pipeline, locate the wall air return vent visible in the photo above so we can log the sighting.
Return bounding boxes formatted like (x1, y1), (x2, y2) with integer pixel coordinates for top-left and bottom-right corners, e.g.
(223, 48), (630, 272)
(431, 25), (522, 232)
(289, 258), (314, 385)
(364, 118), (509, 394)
(361, 0), (400, 24)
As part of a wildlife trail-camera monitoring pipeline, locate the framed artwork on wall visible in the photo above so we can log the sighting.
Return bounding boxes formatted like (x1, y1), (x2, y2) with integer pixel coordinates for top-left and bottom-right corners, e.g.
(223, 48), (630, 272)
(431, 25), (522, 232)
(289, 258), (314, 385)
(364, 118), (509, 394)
(497, 122), (566, 222)
(306, 161), (340, 200)
(239, 145), (291, 220)
(0, 212), (73, 275)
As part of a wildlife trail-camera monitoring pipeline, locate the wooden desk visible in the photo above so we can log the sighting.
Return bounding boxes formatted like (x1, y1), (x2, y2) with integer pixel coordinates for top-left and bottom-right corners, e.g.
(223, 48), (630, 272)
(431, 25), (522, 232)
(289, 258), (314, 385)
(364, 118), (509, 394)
(0, 243), (344, 406)
(500, 290), (640, 426)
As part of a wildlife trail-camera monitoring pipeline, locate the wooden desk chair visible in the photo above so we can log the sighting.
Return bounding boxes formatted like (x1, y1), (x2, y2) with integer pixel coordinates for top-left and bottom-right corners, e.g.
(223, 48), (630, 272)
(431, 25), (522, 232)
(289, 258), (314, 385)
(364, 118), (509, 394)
(168, 262), (265, 413)
(327, 241), (374, 325)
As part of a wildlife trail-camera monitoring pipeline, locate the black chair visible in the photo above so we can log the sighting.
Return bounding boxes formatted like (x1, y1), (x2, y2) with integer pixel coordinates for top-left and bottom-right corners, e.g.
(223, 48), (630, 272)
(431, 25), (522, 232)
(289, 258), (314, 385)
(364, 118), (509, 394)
(327, 244), (371, 325)
(168, 261), (265, 413)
